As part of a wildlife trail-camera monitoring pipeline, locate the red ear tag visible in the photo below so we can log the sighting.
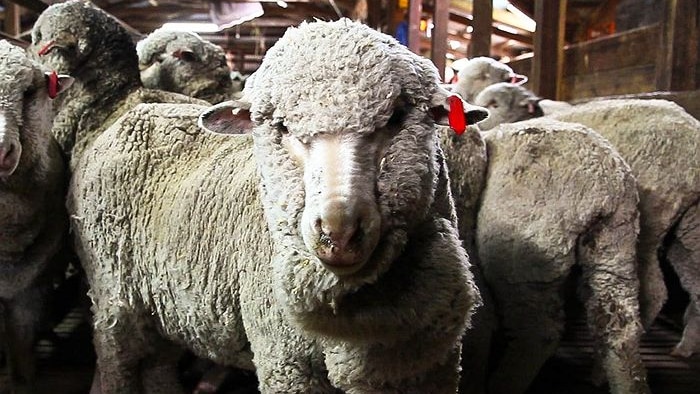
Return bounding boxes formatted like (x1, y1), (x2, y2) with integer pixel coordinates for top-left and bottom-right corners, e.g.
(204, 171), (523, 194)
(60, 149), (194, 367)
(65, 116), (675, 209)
(48, 71), (58, 99)
(38, 40), (55, 56)
(448, 95), (466, 135)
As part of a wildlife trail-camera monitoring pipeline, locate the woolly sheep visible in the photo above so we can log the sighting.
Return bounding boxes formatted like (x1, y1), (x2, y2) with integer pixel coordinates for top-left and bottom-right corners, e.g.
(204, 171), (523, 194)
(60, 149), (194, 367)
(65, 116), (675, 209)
(67, 19), (488, 393)
(0, 40), (73, 393)
(136, 28), (239, 104)
(450, 56), (527, 103)
(27, 0), (207, 169)
(475, 82), (700, 356)
(464, 118), (650, 394)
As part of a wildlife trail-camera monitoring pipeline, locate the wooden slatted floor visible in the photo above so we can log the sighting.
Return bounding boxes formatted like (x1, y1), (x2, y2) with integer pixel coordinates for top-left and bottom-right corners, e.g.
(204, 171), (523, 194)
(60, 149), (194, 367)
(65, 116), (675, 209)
(1, 295), (698, 393)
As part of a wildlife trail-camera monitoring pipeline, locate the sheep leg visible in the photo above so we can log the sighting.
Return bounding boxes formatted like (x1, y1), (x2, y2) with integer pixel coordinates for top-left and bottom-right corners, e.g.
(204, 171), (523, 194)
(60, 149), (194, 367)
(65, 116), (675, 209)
(667, 203), (700, 358)
(636, 234), (668, 328)
(577, 213), (650, 394)
(2, 287), (43, 394)
(91, 304), (149, 393)
(486, 279), (566, 394)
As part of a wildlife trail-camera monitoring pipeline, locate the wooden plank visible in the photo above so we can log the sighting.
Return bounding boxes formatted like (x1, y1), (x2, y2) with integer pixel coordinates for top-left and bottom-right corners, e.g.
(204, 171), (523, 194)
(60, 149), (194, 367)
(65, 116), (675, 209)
(656, 0), (699, 91)
(563, 24), (659, 76)
(4, 0), (47, 13)
(407, 0), (421, 54)
(3, 1), (20, 36)
(532, 0), (567, 99)
(431, 0), (449, 80)
(561, 63), (656, 100)
(468, 0), (492, 58)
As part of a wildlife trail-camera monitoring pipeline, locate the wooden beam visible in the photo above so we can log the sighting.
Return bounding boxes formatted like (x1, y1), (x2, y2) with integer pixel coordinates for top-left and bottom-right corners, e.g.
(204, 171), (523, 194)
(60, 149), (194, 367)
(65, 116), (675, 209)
(431, 0), (449, 80)
(3, 1), (21, 36)
(532, 0), (566, 99)
(468, 0), (493, 57)
(655, 0), (698, 91)
(4, 0), (47, 13)
(407, 0), (422, 54)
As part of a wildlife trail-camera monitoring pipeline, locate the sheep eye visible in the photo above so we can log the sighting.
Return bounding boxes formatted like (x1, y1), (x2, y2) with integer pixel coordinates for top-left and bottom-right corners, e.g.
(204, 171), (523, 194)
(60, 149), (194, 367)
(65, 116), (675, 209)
(180, 51), (198, 62)
(487, 100), (499, 109)
(386, 107), (406, 128)
(23, 86), (37, 100)
(275, 122), (289, 135)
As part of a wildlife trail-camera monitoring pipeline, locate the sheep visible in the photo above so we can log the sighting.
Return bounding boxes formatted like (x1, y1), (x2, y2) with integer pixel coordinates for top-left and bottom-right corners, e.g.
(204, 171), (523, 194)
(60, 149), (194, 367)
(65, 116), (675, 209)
(460, 118), (650, 394)
(136, 28), (239, 104)
(0, 40), (73, 393)
(475, 82), (699, 356)
(66, 18), (488, 393)
(27, 0), (208, 169)
(450, 56), (527, 103)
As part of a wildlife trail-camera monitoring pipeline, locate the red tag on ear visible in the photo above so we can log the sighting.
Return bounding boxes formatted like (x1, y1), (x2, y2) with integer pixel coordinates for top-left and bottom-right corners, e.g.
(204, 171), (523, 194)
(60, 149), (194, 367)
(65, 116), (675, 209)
(48, 71), (58, 99)
(38, 40), (55, 56)
(448, 95), (466, 135)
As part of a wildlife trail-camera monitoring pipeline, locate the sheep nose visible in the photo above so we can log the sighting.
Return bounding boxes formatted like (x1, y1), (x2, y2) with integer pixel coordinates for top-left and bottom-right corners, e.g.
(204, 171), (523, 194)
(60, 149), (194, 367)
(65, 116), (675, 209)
(313, 200), (365, 267)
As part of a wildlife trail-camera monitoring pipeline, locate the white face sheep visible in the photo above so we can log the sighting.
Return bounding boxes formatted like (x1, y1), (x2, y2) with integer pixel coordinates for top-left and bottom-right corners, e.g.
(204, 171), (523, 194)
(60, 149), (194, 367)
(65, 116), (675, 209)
(27, 0), (208, 168)
(137, 28), (238, 104)
(451, 56), (527, 102)
(476, 82), (700, 358)
(0, 40), (72, 393)
(68, 18), (487, 393)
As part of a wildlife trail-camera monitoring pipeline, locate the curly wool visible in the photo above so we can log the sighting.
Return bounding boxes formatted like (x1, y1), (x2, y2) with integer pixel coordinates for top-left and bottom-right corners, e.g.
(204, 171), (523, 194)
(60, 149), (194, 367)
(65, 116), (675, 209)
(473, 118), (649, 394)
(137, 28), (237, 104)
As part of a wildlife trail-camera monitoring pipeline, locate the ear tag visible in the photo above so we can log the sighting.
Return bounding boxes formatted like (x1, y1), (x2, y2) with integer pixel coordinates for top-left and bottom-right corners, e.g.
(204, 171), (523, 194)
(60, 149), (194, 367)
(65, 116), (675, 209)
(38, 40), (55, 56)
(48, 71), (58, 99)
(448, 95), (467, 135)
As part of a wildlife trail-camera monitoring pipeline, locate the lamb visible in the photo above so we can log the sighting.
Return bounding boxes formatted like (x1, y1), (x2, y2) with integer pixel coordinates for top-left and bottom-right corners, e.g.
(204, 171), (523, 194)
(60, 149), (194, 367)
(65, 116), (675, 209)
(136, 28), (239, 104)
(475, 82), (700, 357)
(27, 0), (208, 169)
(450, 56), (527, 102)
(66, 18), (488, 393)
(0, 40), (73, 393)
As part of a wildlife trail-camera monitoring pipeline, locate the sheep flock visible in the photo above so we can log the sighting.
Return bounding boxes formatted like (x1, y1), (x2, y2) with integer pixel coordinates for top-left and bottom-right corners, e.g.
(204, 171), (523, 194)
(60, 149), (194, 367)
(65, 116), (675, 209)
(0, 1), (697, 393)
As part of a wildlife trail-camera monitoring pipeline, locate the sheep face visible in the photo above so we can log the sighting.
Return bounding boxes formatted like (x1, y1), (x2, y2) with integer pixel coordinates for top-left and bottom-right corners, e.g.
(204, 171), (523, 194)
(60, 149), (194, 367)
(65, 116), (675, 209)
(137, 30), (232, 103)
(473, 82), (542, 130)
(28, 0), (139, 83)
(200, 20), (487, 311)
(454, 57), (527, 102)
(0, 41), (71, 178)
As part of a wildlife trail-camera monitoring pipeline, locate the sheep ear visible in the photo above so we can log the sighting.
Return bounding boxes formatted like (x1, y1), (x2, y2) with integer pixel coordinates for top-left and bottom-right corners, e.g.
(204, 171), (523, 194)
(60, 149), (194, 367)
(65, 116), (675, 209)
(510, 73), (528, 85)
(198, 100), (253, 135)
(430, 88), (489, 134)
(173, 48), (197, 62)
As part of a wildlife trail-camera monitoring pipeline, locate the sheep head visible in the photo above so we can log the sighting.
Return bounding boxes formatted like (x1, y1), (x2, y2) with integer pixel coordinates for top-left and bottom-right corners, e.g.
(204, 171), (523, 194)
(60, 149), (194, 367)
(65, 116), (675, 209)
(200, 19), (487, 316)
(0, 41), (72, 178)
(137, 29), (233, 103)
(453, 56), (527, 102)
(473, 82), (544, 130)
(28, 0), (140, 89)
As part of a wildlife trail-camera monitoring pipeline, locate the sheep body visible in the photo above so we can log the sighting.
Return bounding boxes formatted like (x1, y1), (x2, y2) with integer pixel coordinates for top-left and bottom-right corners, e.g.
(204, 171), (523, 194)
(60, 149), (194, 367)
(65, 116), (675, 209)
(0, 40), (71, 393)
(473, 118), (648, 394)
(137, 28), (238, 104)
(69, 17), (484, 393)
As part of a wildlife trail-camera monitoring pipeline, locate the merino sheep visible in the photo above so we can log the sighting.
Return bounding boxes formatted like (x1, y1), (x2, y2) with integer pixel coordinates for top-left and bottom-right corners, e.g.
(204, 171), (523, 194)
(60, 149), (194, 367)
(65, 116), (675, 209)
(0, 40), (73, 393)
(450, 56), (527, 102)
(67, 18), (488, 393)
(467, 118), (649, 394)
(136, 28), (239, 104)
(27, 0), (207, 168)
(475, 82), (700, 356)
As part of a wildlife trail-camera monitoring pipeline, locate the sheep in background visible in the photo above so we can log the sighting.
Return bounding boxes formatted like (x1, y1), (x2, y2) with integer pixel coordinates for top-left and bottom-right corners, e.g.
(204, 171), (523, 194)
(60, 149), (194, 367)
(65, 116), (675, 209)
(471, 118), (649, 394)
(450, 56), (527, 102)
(137, 28), (239, 104)
(475, 82), (699, 356)
(27, 0), (207, 169)
(0, 40), (73, 393)
(67, 18), (487, 393)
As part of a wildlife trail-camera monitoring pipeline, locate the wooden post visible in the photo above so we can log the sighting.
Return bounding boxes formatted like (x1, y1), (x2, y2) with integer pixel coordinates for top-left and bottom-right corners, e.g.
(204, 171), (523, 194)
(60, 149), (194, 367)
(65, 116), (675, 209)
(4, 1), (21, 37)
(407, 0), (422, 54)
(655, 0), (698, 91)
(468, 0), (493, 58)
(432, 0), (449, 80)
(532, 0), (567, 99)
